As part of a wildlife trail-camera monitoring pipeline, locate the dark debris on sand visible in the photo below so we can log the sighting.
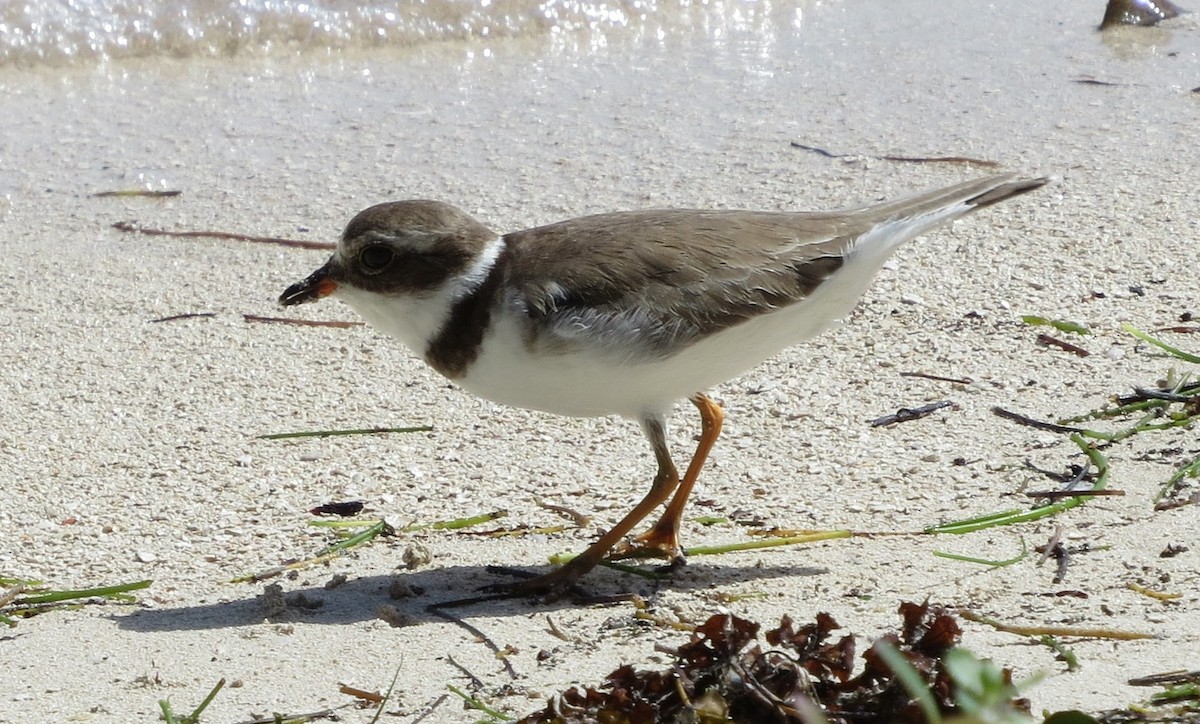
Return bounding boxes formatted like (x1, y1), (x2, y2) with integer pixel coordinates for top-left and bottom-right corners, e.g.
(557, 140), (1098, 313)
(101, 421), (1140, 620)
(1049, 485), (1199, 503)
(518, 601), (1029, 724)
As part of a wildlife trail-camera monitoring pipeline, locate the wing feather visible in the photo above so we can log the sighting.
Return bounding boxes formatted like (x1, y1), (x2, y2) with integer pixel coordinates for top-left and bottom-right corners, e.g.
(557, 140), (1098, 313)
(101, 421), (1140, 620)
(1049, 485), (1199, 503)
(501, 211), (853, 360)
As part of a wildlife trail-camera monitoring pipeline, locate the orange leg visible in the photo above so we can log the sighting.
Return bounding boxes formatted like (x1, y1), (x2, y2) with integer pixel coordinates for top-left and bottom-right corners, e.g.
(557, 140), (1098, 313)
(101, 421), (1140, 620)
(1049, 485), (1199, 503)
(485, 414), (681, 598)
(614, 393), (725, 563)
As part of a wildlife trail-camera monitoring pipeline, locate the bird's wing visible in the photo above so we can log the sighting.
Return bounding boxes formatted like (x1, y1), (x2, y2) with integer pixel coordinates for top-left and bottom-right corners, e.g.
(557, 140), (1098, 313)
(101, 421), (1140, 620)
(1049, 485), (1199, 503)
(498, 173), (1045, 361)
(500, 209), (860, 360)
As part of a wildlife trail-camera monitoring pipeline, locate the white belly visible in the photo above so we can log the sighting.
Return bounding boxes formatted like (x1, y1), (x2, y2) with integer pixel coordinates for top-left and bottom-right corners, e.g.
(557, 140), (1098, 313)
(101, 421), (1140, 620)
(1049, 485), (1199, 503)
(456, 249), (887, 419)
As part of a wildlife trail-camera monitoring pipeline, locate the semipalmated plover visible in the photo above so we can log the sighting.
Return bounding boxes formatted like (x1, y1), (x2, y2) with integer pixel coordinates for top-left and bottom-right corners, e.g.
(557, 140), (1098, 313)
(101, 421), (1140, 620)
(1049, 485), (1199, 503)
(280, 173), (1047, 597)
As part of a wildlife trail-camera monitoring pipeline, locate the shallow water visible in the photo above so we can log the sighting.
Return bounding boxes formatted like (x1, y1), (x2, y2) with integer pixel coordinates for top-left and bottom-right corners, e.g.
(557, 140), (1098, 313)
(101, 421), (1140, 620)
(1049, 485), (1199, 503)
(3, 0), (1196, 218)
(0, 0), (802, 66)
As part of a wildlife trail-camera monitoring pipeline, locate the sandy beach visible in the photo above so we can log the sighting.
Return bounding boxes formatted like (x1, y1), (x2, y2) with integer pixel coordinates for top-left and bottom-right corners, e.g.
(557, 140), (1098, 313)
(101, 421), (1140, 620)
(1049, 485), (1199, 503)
(1, 1), (1199, 721)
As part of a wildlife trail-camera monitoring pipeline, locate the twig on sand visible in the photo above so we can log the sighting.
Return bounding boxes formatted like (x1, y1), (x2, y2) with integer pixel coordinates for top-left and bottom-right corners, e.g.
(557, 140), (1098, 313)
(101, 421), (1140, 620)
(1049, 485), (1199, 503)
(258, 425), (432, 440)
(149, 312), (217, 323)
(1020, 316), (1092, 336)
(446, 684), (512, 721)
(534, 497), (592, 527)
(789, 141), (1000, 168)
(1034, 535), (1072, 584)
(410, 693), (450, 724)
(1036, 527), (1065, 568)
(899, 371), (974, 385)
(960, 610), (1154, 640)
(339, 684), (385, 703)
(933, 538), (1028, 568)
(93, 189), (182, 198)
(1037, 333), (1091, 357)
(112, 220), (335, 250)
(427, 605), (519, 681)
(545, 615), (579, 642)
(445, 654), (487, 689)
(1127, 582), (1182, 602)
(236, 705), (351, 724)
(243, 314), (363, 328)
(1129, 670), (1200, 687)
(991, 406), (1085, 434)
(869, 400), (955, 427)
(1025, 488), (1124, 500)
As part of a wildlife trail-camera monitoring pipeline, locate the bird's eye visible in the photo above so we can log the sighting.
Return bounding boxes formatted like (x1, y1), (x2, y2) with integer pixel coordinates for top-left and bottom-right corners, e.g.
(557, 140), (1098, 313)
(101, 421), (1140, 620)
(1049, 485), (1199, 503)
(358, 245), (394, 273)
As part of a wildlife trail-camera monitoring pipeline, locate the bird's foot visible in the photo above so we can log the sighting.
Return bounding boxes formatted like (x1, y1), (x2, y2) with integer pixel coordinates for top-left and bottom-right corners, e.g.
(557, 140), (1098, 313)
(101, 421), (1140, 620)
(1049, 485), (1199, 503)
(609, 524), (687, 567)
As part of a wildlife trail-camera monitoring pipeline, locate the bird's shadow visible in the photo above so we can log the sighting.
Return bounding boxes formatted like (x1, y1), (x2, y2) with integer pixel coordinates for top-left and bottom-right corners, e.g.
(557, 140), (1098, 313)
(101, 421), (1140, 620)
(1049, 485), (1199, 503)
(114, 561), (826, 634)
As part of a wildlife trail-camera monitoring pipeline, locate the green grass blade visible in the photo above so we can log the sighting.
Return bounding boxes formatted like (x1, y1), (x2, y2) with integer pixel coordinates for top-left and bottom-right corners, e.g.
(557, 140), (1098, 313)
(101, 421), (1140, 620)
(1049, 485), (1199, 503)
(684, 530), (853, 555)
(447, 684), (514, 721)
(368, 667), (403, 724)
(1123, 323), (1200, 364)
(925, 509), (1023, 535)
(308, 519), (380, 529)
(1150, 682), (1200, 703)
(546, 553), (664, 579)
(234, 511), (509, 583)
(312, 520), (390, 557)
(873, 640), (942, 724)
(928, 435), (1108, 535)
(933, 538), (1028, 567)
(185, 678), (225, 721)
(13, 579), (152, 605)
(549, 531), (852, 579)
(1158, 453), (1200, 502)
(423, 510), (508, 531)
(1021, 316), (1092, 335)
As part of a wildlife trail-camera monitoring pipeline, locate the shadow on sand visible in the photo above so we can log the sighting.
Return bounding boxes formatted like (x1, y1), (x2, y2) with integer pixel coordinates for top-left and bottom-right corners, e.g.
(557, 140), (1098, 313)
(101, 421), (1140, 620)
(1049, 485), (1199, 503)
(113, 560), (827, 633)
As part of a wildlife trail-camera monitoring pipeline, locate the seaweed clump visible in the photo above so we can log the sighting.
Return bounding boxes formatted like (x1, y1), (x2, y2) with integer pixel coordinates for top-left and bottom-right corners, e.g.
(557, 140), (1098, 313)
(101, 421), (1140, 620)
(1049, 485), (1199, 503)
(519, 601), (1029, 723)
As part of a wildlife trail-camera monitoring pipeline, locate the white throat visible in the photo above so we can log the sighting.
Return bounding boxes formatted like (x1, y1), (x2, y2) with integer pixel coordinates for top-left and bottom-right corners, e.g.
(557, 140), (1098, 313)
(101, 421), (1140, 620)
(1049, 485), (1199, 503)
(335, 235), (506, 352)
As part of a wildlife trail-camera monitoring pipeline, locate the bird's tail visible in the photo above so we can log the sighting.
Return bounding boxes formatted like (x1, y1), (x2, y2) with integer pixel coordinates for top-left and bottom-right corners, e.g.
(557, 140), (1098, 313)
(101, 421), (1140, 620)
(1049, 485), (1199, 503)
(852, 172), (1050, 223)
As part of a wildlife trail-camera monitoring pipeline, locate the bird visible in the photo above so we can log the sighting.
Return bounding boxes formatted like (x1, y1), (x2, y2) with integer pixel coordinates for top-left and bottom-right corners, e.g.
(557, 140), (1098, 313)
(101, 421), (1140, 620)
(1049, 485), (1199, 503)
(280, 173), (1048, 598)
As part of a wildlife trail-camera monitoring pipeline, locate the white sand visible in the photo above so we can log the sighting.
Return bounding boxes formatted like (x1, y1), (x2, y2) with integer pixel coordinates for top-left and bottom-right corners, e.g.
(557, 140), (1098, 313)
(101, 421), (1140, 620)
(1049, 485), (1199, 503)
(1, 1), (1198, 721)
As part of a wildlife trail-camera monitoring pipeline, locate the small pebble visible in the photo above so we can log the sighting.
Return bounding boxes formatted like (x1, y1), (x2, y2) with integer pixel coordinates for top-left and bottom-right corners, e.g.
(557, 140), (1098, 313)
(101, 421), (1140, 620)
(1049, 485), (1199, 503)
(402, 543), (432, 570)
(388, 578), (419, 599)
(376, 605), (417, 628)
(324, 573), (348, 590)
